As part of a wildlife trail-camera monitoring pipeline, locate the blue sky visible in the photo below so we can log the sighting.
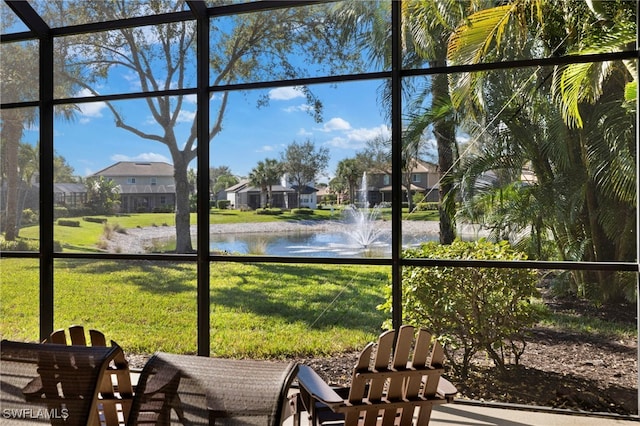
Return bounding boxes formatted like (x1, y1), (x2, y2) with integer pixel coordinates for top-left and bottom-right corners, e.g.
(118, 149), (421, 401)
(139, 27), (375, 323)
(23, 79), (390, 183)
(7, 2), (396, 184)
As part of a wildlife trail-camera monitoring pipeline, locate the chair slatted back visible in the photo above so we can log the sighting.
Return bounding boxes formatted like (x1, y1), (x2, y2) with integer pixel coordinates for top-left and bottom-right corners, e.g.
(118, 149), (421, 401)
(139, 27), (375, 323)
(45, 326), (133, 426)
(1, 340), (117, 426)
(339, 325), (451, 426)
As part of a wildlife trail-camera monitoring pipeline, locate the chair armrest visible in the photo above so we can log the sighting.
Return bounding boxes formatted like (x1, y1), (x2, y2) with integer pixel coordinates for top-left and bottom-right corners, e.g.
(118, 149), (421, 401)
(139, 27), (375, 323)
(296, 365), (345, 408)
(437, 377), (458, 401)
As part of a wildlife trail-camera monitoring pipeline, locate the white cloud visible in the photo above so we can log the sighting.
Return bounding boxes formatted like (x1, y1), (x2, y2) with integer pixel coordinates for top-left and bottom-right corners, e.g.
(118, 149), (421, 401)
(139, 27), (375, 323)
(75, 89), (107, 123)
(111, 152), (171, 163)
(320, 117), (351, 132)
(269, 86), (304, 101)
(324, 124), (391, 150)
(177, 109), (196, 123)
(122, 71), (142, 90)
(283, 104), (312, 113)
(257, 145), (276, 152)
(345, 124), (390, 142)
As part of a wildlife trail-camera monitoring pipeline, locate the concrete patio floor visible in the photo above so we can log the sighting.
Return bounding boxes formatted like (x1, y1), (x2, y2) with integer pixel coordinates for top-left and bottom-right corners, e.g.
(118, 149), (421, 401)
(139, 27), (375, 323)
(285, 401), (639, 426)
(425, 402), (638, 426)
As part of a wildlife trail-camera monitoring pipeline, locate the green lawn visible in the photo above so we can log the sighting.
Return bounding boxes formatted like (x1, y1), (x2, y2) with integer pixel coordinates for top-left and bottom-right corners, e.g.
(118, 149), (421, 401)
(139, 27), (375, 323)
(0, 258), (389, 357)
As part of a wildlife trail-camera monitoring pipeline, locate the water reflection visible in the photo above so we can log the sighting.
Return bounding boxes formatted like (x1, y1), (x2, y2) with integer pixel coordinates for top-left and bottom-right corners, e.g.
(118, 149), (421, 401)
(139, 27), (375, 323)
(209, 231), (437, 257)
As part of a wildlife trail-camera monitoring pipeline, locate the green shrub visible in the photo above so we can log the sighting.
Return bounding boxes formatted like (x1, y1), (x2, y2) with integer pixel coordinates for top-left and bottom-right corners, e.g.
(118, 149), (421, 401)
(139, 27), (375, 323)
(256, 208), (283, 215)
(152, 205), (174, 213)
(291, 207), (314, 215)
(83, 216), (108, 224)
(53, 206), (69, 219)
(217, 200), (230, 209)
(380, 239), (543, 378)
(57, 219), (80, 227)
(0, 238), (61, 251)
(68, 207), (95, 217)
(413, 202), (438, 211)
(21, 208), (38, 225)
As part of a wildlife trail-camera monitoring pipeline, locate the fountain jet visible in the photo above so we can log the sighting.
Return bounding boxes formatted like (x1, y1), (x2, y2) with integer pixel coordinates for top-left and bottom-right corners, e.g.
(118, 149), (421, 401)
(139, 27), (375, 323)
(343, 172), (387, 248)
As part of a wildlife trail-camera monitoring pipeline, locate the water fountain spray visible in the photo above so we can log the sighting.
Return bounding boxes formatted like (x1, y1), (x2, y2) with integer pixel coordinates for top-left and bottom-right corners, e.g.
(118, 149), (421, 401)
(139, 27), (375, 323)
(343, 172), (386, 248)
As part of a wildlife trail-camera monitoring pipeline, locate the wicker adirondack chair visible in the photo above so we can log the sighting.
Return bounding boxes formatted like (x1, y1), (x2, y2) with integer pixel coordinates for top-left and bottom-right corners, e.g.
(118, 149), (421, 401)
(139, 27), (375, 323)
(296, 325), (457, 426)
(44, 326), (134, 426)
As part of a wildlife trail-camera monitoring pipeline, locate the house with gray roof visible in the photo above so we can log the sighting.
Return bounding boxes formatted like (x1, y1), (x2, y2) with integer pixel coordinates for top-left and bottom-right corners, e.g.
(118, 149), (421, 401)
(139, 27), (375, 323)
(225, 179), (297, 210)
(93, 161), (176, 213)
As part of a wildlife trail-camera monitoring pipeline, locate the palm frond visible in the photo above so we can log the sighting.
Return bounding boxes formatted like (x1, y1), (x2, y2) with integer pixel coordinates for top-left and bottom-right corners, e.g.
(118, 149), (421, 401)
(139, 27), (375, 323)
(447, 5), (516, 65)
(447, 5), (517, 109)
(552, 21), (636, 128)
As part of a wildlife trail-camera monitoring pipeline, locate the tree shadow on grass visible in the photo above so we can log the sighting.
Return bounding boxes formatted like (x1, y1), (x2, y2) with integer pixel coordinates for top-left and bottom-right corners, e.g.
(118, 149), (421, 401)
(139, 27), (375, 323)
(209, 263), (388, 333)
(58, 259), (196, 294)
(57, 260), (389, 334)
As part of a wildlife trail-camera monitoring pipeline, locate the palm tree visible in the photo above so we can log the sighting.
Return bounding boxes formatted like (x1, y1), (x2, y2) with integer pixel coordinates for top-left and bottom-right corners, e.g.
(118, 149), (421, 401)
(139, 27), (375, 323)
(249, 159), (281, 209)
(338, 0), (467, 242)
(0, 40), (76, 240)
(262, 159), (282, 209)
(384, 1), (471, 243)
(0, 38), (38, 240)
(446, 0), (636, 301)
(335, 158), (364, 206)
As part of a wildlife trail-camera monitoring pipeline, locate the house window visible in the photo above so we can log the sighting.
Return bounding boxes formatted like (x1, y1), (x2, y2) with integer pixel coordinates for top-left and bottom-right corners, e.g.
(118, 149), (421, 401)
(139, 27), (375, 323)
(411, 174), (421, 183)
(151, 177), (157, 186)
(383, 175), (390, 186)
(160, 196), (166, 204)
(127, 177), (136, 184)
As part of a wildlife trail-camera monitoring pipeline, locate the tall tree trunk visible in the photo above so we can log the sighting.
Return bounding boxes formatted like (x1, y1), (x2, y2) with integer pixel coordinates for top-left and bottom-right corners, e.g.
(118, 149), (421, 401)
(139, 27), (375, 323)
(173, 158), (193, 253)
(432, 73), (456, 245)
(1, 110), (25, 241)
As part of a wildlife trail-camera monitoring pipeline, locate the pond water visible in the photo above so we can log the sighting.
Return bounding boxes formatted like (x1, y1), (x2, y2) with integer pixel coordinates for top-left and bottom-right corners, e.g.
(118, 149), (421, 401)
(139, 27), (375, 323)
(209, 231), (438, 257)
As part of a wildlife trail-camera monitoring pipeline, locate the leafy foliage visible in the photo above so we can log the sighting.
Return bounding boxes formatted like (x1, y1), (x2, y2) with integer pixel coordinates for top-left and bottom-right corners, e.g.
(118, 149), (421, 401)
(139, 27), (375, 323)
(380, 239), (543, 377)
(85, 175), (120, 215)
(280, 140), (329, 208)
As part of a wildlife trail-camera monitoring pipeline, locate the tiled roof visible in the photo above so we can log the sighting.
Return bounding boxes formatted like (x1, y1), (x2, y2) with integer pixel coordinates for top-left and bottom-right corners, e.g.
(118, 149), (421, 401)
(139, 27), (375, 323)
(290, 185), (318, 194)
(93, 161), (174, 177)
(225, 180), (249, 192)
(237, 184), (293, 194)
(53, 183), (86, 193)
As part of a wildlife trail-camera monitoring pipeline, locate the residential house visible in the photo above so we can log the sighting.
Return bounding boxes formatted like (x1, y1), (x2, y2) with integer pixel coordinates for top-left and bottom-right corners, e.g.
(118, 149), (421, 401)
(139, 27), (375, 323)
(225, 179), (295, 210)
(367, 159), (440, 205)
(225, 176), (319, 210)
(93, 161), (176, 213)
